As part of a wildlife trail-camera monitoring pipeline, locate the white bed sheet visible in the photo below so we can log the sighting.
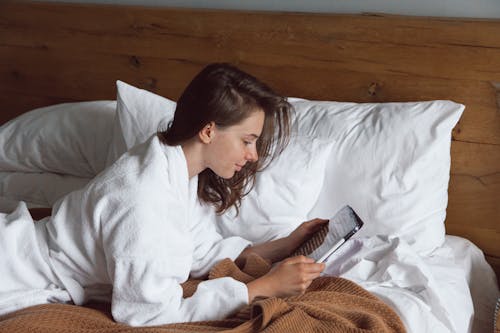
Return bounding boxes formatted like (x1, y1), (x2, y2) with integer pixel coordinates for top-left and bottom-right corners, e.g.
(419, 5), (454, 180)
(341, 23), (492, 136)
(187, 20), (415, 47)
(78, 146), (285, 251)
(444, 235), (500, 333)
(322, 234), (499, 333)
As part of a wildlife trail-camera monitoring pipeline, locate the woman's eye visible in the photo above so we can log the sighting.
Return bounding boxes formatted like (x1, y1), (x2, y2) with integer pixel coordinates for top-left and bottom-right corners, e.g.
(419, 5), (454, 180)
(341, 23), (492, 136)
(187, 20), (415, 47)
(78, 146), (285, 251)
(244, 141), (252, 145)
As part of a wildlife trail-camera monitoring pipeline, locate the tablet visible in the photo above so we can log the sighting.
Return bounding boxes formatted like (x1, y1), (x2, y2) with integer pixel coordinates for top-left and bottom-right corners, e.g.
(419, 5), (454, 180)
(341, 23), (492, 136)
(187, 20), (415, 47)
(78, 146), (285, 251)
(294, 205), (364, 263)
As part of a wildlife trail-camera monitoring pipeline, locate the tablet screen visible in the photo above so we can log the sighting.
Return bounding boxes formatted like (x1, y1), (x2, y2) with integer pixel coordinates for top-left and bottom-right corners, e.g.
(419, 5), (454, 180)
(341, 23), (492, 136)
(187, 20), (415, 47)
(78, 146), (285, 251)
(309, 205), (363, 262)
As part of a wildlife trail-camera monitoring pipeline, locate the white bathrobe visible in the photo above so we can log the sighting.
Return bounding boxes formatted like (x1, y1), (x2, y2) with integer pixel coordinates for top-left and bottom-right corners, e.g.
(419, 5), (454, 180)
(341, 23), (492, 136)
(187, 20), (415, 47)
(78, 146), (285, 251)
(0, 135), (251, 326)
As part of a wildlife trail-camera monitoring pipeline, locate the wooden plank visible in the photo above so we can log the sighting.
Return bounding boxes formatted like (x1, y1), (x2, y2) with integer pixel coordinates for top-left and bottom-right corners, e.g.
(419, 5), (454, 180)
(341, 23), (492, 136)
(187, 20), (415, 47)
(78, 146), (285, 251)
(3, 3), (500, 48)
(446, 172), (500, 259)
(0, 47), (499, 144)
(3, 13), (500, 84)
(451, 141), (500, 177)
(447, 174), (499, 226)
(446, 141), (500, 252)
(0, 93), (79, 125)
(2, 4), (500, 80)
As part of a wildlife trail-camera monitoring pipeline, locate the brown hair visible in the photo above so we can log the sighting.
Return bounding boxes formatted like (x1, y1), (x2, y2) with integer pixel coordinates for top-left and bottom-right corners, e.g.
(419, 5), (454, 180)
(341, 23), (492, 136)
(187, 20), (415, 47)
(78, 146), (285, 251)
(158, 63), (291, 213)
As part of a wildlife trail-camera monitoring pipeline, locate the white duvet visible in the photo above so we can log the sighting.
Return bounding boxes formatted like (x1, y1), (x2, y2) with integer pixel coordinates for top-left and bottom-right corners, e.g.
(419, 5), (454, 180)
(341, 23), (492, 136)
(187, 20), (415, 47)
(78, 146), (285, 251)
(322, 235), (498, 333)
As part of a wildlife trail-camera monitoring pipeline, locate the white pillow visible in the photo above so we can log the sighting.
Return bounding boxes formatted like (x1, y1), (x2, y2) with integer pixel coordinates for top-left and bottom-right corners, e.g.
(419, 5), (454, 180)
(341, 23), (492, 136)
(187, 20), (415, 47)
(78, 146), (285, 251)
(216, 135), (335, 243)
(0, 172), (90, 207)
(106, 82), (463, 255)
(292, 98), (464, 254)
(0, 101), (116, 178)
(106, 81), (176, 166)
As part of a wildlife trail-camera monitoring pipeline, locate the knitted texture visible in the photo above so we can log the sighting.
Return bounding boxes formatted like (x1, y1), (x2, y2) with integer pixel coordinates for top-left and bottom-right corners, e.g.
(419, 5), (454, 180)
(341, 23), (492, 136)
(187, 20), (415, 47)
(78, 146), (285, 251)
(0, 253), (406, 333)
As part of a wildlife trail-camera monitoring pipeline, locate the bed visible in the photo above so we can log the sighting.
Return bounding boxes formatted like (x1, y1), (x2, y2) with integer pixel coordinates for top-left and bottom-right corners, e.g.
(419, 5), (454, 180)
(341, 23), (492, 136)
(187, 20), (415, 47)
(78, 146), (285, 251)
(0, 1), (499, 332)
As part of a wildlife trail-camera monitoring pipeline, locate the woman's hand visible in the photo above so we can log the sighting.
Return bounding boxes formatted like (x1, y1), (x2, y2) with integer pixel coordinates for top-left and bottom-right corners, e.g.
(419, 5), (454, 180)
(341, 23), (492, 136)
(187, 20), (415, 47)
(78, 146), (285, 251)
(236, 218), (329, 266)
(247, 255), (325, 301)
(287, 218), (329, 249)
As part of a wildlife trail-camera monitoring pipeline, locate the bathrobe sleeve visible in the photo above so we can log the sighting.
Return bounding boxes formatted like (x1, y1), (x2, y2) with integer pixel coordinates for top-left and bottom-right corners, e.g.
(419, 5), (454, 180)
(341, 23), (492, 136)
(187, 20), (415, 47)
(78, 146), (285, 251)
(110, 259), (249, 327)
(103, 190), (249, 327)
(189, 199), (252, 278)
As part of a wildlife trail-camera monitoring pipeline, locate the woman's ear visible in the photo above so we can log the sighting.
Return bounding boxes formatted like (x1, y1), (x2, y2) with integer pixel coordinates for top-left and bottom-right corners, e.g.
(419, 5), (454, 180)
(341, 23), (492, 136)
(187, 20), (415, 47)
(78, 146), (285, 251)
(199, 122), (216, 144)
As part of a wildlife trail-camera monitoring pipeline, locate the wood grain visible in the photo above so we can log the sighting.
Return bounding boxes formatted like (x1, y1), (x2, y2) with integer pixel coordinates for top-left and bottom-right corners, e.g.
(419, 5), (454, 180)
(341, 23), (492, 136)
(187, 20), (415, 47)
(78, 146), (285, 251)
(0, 1), (499, 279)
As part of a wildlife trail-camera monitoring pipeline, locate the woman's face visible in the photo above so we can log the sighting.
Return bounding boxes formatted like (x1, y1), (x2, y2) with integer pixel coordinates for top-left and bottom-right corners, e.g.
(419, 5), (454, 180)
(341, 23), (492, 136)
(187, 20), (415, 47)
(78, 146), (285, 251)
(206, 110), (265, 179)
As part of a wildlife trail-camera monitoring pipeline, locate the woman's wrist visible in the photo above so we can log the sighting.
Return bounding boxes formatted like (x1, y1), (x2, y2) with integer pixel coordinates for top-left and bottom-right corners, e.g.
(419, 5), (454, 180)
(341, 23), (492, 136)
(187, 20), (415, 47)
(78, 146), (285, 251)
(247, 276), (273, 302)
(285, 231), (305, 253)
(238, 231), (303, 266)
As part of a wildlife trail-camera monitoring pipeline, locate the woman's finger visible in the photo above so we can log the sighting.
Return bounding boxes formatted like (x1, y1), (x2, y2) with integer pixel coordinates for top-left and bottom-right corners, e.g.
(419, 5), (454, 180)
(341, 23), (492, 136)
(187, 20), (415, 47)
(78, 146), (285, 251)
(284, 255), (315, 264)
(289, 261), (325, 274)
(302, 218), (328, 231)
(310, 218), (329, 226)
(300, 262), (325, 274)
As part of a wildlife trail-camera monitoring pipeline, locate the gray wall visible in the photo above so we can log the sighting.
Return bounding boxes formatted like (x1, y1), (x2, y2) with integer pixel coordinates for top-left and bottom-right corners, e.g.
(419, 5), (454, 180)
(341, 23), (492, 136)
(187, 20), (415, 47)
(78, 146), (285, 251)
(41, 0), (500, 18)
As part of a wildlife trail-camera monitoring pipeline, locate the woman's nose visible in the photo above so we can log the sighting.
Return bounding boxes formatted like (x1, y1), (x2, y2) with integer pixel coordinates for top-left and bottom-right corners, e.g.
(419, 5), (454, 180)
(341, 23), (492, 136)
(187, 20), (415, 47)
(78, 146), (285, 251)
(246, 147), (258, 162)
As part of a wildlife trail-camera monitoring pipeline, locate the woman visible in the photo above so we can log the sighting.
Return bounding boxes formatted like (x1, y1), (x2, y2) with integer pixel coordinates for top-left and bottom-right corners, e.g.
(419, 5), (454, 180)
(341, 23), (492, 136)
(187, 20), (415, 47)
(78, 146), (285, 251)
(0, 63), (326, 326)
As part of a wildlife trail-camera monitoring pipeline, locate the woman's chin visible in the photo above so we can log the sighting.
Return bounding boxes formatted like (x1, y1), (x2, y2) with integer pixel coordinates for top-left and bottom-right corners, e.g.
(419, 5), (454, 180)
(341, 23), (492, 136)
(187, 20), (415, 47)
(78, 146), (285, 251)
(209, 165), (241, 179)
(214, 170), (236, 180)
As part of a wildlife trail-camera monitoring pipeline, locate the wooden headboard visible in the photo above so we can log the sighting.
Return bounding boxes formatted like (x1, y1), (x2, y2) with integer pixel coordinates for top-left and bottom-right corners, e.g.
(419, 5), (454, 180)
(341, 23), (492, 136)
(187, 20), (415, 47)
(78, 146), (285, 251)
(1, 2), (499, 280)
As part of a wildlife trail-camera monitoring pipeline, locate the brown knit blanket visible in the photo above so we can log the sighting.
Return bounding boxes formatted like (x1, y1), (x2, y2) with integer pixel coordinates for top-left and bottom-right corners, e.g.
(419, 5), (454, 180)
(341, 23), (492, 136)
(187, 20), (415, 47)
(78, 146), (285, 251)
(0, 254), (406, 333)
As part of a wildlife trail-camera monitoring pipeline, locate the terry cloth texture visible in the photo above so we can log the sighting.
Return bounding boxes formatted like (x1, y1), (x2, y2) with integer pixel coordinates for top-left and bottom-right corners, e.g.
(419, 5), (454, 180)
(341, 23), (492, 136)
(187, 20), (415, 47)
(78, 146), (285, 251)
(0, 253), (406, 333)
